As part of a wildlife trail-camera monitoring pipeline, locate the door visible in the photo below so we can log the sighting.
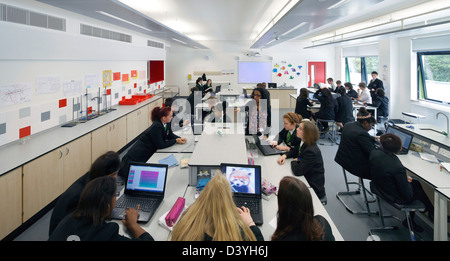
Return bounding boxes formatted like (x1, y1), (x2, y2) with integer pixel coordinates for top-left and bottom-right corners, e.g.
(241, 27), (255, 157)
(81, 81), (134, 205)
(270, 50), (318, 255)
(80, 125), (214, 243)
(308, 61), (326, 87)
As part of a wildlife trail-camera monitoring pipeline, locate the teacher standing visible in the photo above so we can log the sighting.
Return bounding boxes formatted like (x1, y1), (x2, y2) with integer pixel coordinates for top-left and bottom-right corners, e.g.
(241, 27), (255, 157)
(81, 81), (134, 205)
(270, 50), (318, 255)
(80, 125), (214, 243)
(118, 106), (187, 178)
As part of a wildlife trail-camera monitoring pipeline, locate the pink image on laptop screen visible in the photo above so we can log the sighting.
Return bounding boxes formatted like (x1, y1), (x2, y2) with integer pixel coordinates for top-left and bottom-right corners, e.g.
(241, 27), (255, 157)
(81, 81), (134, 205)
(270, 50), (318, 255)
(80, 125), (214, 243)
(139, 171), (159, 188)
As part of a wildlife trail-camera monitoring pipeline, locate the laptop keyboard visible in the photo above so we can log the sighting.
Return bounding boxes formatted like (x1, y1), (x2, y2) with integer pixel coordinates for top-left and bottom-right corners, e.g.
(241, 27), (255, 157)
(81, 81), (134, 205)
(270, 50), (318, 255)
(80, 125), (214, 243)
(234, 199), (260, 213)
(116, 196), (156, 212)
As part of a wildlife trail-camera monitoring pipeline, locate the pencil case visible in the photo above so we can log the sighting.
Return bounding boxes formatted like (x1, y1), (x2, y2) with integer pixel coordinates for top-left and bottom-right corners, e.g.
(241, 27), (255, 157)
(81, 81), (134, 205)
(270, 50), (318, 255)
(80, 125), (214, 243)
(165, 197), (185, 227)
(262, 179), (277, 196)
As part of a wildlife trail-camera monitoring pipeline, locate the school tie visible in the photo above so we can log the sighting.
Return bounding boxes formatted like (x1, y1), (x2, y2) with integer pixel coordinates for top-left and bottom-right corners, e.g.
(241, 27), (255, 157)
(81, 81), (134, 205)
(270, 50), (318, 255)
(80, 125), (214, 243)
(286, 131), (291, 143)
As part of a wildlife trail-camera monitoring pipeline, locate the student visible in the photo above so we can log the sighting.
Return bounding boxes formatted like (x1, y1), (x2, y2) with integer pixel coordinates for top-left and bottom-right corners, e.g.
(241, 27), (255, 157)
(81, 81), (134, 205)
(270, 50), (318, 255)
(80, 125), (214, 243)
(245, 88), (271, 138)
(277, 120), (327, 205)
(356, 82), (372, 104)
(49, 176), (153, 241)
(49, 151), (121, 236)
(270, 112), (302, 152)
(334, 107), (377, 180)
(170, 173), (264, 241)
(335, 86), (355, 129)
(370, 133), (434, 232)
(365, 88), (389, 122)
(203, 79), (213, 95)
(313, 87), (337, 131)
(195, 77), (204, 93)
(332, 80), (343, 93)
(204, 101), (232, 123)
(327, 77), (336, 92)
(368, 71), (384, 100)
(187, 85), (200, 115)
(295, 88), (314, 120)
(118, 106), (187, 178)
(344, 82), (358, 100)
(271, 176), (335, 241)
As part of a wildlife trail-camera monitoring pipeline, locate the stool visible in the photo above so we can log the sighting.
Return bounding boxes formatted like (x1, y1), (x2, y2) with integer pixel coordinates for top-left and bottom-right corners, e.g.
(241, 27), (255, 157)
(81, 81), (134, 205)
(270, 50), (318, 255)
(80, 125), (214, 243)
(336, 168), (378, 215)
(316, 119), (337, 145)
(369, 182), (425, 241)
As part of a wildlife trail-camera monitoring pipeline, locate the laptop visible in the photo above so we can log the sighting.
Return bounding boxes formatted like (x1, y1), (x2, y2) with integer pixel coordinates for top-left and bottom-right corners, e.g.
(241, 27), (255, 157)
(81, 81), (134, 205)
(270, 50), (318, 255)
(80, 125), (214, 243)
(220, 163), (263, 226)
(253, 135), (285, 156)
(215, 85), (221, 93)
(385, 125), (414, 155)
(110, 162), (168, 223)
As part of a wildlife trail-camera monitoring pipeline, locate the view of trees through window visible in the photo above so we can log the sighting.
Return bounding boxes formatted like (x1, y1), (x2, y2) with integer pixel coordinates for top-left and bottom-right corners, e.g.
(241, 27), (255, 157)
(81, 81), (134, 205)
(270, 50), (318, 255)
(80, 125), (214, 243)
(419, 52), (450, 103)
(346, 56), (379, 85)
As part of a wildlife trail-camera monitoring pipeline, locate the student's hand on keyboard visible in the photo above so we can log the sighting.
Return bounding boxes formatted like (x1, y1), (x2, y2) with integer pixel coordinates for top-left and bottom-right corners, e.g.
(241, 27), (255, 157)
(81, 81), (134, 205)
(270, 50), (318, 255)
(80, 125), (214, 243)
(121, 204), (140, 226)
(237, 206), (255, 227)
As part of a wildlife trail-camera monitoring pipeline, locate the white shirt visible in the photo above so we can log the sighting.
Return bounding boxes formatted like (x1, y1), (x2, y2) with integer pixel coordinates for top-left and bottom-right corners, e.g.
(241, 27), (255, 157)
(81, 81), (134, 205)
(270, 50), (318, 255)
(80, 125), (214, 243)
(359, 88), (372, 103)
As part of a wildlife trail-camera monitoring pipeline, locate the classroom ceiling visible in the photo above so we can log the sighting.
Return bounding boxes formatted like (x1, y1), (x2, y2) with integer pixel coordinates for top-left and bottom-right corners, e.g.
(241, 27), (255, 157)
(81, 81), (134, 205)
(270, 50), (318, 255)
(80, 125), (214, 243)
(36, 0), (436, 50)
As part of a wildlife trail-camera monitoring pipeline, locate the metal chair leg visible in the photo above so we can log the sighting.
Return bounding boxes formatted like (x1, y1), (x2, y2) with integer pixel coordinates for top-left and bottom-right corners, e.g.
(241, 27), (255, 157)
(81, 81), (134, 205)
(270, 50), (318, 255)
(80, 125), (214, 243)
(336, 169), (378, 215)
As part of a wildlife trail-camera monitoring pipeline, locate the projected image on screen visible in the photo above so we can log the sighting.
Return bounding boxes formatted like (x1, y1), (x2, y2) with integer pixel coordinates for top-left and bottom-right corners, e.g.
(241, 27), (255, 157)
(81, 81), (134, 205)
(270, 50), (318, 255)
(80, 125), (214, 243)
(238, 61), (272, 84)
(139, 171), (159, 188)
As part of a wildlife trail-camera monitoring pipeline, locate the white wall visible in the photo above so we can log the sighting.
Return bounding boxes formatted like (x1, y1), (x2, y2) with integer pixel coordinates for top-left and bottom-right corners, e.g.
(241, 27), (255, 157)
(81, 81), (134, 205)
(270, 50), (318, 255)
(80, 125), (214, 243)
(166, 41), (336, 96)
(0, 0), (166, 147)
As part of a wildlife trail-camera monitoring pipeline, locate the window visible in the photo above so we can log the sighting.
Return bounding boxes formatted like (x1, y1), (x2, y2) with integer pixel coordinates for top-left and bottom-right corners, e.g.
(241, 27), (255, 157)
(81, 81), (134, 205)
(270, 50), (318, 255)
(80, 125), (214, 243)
(417, 51), (450, 104)
(345, 56), (378, 85)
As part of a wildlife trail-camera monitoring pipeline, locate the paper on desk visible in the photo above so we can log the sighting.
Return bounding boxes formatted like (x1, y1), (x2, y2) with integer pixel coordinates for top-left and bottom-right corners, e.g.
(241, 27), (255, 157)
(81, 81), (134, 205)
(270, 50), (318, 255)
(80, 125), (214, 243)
(441, 163), (450, 172)
(419, 152), (439, 163)
(159, 154), (178, 167)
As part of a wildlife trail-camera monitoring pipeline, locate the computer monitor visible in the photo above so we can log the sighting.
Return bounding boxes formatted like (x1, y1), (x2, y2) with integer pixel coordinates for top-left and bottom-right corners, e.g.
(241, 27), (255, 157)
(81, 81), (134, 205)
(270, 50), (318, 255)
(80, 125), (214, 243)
(268, 83), (277, 88)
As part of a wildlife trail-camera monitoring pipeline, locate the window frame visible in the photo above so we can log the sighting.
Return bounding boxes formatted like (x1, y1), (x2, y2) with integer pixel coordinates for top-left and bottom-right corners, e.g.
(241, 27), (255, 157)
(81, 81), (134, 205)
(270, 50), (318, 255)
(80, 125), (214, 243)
(417, 51), (450, 105)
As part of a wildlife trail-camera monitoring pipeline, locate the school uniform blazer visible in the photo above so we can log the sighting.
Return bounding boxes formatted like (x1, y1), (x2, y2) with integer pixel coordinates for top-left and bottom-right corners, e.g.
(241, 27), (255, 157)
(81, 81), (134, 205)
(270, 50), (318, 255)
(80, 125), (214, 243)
(276, 126), (301, 149)
(294, 97), (313, 119)
(314, 90), (336, 120)
(368, 78), (384, 98)
(127, 119), (180, 162)
(285, 142), (326, 199)
(346, 89), (358, 99)
(49, 173), (89, 236)
(48, 216), (154, 241)
(203, 226), (264, 241)
(367, 96), (389, 118)
(369, 149), (413, 204)
(276, 215), (335, 241)
(335, 94), (355, 124)
(334, 122), (375, 179)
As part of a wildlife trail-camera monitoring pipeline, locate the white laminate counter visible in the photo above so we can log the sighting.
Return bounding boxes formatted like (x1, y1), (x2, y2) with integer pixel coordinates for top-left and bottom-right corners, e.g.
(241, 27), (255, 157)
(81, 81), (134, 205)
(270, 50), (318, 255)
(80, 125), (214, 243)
(397, 124), (450, 148)
(0, 96), (162, 175)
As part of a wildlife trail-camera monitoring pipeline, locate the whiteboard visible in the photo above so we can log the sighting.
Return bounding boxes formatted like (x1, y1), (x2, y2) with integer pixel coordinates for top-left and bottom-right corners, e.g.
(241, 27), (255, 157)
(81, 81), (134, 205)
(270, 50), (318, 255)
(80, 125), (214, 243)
(238, 61), (272, 84)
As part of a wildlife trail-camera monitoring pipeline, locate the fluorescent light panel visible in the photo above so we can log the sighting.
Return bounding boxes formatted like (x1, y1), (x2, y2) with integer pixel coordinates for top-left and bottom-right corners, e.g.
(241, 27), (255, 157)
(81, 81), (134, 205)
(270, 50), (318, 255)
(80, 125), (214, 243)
(281, 22), (307, 36)
(327, 0), (349, 10)
(96, 10), (152, 32)
(171, 38), (187, 45)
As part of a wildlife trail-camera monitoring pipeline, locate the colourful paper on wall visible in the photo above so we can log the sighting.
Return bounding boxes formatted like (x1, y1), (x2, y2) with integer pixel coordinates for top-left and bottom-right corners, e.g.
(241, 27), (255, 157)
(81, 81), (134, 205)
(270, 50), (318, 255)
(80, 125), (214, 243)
(113, 72), (121, 81)
(131, 70), (138, 79)
(19, 126), (31, 139)
(122, 74), (129, 83)
(59, 98), (67, 108)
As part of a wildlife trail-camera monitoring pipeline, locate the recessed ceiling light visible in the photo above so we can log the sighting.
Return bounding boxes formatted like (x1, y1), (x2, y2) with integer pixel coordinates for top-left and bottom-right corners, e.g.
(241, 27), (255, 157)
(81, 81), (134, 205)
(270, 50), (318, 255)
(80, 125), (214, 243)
(172, 38), (187, 45)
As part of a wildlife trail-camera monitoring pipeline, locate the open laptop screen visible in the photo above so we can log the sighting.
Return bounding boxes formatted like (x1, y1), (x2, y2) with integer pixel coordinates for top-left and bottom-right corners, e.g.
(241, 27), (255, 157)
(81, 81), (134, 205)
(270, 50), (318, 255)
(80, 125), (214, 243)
(386, 126), (413, 151)
(126, 163), (167, 193)
(220, 163), (261, 195)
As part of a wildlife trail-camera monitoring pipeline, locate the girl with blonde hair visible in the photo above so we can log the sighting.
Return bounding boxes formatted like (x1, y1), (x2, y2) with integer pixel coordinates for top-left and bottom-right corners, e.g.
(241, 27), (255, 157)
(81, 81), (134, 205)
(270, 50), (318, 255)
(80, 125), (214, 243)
(170, 173), (263, 241)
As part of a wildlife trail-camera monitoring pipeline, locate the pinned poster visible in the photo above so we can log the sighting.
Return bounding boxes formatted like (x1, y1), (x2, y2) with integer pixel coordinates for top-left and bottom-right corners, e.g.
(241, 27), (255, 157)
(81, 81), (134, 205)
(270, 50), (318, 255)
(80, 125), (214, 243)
(122, 74), (130, 84)
(131, 70), (138, 80)
(103, 70), (112, 88)
(63, 80), (82, 97)
(113, 72), (121, 81)
(85, 74), (101, 89)
(0, 82), (32, 106)
(36, 75), (61, 95)
(273, 68), (278, 73)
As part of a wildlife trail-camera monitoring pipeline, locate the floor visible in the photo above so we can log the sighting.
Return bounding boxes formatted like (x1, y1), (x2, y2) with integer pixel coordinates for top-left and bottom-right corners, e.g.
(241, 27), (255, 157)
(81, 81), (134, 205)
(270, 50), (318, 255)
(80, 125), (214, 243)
(12, 108), (441, 241)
